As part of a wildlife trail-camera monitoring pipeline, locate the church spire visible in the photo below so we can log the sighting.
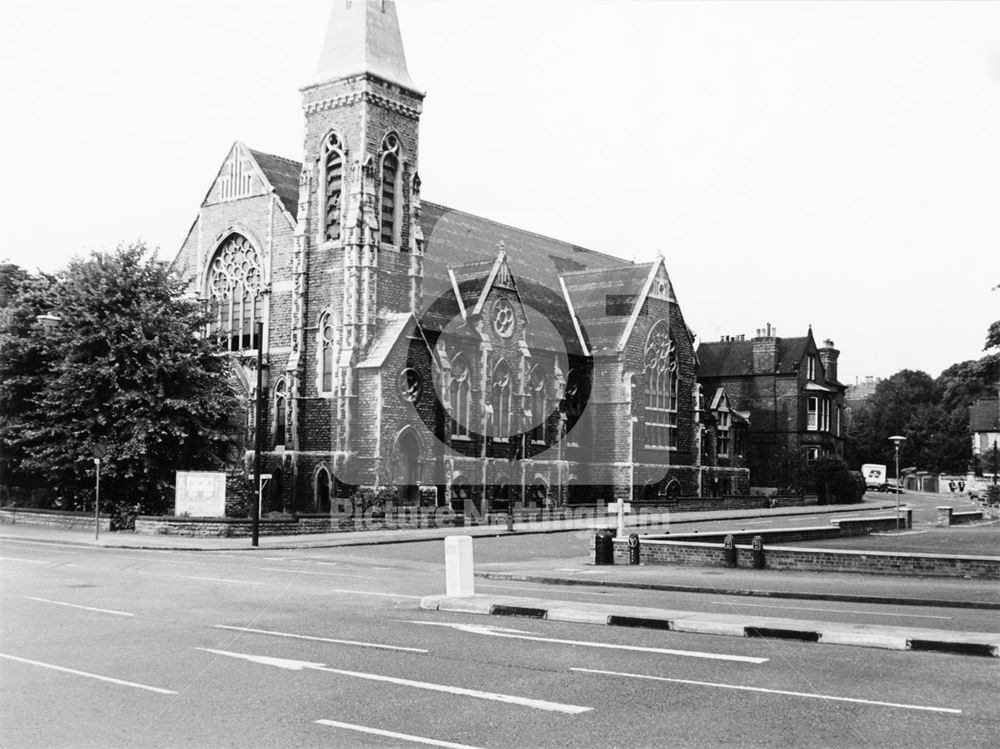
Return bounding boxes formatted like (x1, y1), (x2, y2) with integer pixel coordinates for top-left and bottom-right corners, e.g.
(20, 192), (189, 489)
(312, 0), (419, 93)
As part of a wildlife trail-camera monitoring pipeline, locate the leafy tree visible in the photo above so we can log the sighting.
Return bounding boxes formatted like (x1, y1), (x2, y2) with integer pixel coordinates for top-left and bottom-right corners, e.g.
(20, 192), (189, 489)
(0, 244), (241, 515)
(987, 282), (999, 351)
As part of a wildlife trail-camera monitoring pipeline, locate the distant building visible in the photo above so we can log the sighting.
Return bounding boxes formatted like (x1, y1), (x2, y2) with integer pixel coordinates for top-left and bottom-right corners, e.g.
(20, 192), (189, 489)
(844, 375), (882, 423)
(970, 396), (1000, 475)
(696, 325), (846, 491)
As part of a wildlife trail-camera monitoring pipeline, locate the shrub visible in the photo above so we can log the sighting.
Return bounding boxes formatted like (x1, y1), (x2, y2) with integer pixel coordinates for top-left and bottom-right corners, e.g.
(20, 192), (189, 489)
(803, 457), (862, 504)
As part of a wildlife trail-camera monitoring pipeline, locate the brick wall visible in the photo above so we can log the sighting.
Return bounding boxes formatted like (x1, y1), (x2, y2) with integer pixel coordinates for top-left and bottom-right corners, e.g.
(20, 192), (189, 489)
(616, 538), (1000, 579)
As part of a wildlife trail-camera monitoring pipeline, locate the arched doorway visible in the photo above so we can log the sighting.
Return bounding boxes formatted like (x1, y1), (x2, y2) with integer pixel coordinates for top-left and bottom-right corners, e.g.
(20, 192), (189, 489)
(392, 428), (421, 506)
(315, 467), (331, 514)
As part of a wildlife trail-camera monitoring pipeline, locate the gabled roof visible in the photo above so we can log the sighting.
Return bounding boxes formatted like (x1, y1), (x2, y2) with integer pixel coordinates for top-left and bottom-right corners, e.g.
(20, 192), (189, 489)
(969, 398), (1000, 433)
(560, 264), (654, 355)
(697, 336), (813, 378)
(232, 152), (634, 302)
(356, 312), (427, 368)
(250, 149), (301, 221)
(419, 201), (630, 309)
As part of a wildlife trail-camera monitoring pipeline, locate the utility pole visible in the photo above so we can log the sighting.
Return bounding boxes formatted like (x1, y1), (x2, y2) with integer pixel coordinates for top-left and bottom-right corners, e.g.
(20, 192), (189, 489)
(252, 321), (264, 548)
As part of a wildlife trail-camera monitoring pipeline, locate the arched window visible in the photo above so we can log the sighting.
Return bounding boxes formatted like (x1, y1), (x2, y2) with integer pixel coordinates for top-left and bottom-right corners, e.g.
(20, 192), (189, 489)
(273, 378), (287, 447)
(563, 369), (585, 446)
(315, 467), (331, 514)
(530, 478), (548, 506)
(644, 322), (678, 448)
(380, 133), (402, 246)
(492, 361), (512, 439)
(450, 354), (472, 438)
(393, 428), (421, 505)
(322, 132), (344, 242)
(528, 365), (546, 443)
(319, 312), (336, 395)
(206, 233), (263, 351)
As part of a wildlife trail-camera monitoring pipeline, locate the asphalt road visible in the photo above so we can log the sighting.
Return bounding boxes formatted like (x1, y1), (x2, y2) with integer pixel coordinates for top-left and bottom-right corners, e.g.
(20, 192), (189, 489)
(1, 537), (998, 748)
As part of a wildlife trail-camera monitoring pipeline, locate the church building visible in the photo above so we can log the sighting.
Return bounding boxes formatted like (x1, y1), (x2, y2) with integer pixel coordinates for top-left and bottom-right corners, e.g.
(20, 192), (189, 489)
(172, 0), (748, 516)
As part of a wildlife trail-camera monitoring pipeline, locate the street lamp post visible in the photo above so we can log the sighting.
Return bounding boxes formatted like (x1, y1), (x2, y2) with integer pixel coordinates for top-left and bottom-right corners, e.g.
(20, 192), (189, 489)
(889, 435), (906, 531)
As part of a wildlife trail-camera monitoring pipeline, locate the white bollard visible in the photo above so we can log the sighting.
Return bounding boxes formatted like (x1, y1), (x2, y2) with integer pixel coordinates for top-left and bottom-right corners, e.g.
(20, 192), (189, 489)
(445, 535), (475, 598)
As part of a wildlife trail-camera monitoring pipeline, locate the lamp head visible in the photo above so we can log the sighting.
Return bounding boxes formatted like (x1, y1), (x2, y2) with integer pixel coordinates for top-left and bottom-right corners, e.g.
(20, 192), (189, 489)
(889, 435), (906, 447)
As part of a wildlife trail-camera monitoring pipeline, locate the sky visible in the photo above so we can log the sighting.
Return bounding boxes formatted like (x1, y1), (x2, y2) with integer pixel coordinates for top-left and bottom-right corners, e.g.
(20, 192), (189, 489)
(1, 0), (998, 386)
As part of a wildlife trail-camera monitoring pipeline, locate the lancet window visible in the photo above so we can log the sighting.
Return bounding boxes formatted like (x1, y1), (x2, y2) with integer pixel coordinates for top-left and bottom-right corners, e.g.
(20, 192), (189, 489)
(322, 132), (344, 242)
(380, 133), (402, 246)
(319, 312), (336, 395)
(450, 354), (472, 438)
(492, 361), (513, 439)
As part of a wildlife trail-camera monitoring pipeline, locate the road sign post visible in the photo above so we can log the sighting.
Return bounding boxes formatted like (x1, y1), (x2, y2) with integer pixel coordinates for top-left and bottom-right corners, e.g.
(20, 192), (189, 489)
(607, 501), (631, 538)
(91, 443), (107, 541)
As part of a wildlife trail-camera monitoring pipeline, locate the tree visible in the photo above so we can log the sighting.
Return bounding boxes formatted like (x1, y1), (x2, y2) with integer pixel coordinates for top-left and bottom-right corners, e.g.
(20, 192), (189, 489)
(0, 244), (241, 515)
(987, 282), (999, 351)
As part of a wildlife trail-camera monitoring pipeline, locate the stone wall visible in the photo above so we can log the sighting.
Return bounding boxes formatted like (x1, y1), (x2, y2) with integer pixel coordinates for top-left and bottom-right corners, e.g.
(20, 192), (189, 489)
(0, 507), (110, 532)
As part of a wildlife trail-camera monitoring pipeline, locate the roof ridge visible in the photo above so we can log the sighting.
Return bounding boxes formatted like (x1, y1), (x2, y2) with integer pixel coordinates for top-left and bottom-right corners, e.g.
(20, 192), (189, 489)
(422, 200), (633, 266)
(561, 263), (654, 279)
(248, 148), (302, 167)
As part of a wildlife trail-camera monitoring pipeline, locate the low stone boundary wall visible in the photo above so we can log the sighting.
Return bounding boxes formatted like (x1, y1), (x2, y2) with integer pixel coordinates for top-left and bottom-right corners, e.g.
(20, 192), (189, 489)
(613, 538), (1000, 579)
(936, 507), (985, 527)
(632, 495), (817, 514)
(0, 507), (110, 532)
(135, 509), (465, 536)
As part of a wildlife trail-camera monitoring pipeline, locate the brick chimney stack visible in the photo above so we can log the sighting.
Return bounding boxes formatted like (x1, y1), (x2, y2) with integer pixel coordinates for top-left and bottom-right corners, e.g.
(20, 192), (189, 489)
(819, 338), (840, 383)
(752, 323), (779, 372)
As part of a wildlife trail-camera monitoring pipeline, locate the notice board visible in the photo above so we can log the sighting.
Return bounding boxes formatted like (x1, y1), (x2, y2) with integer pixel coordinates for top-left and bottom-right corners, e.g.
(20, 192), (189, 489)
(175, 471), (227, 517)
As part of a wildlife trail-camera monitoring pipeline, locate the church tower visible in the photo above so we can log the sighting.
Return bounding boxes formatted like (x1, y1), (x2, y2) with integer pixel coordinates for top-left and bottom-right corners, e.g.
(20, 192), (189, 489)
(288, 0), (425, 459)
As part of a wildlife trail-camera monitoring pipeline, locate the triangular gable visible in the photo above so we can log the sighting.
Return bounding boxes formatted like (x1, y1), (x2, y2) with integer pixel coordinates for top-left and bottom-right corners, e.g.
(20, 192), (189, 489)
(560, 263), (652, 355)
(617, 256), (682, 352)
(200, 142), (297, 228)
(709, 387), (730, 412)
(471, 251), (519, 317)
(356, 312), (436, 370)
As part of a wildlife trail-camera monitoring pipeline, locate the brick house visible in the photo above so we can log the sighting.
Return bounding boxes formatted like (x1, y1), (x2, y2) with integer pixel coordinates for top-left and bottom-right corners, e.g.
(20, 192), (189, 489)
(696, 325), (846, 491)
(171, 0), (747, 515)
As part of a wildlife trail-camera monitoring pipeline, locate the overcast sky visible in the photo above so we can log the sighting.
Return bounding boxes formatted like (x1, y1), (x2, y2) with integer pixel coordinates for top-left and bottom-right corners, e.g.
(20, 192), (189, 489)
(2, 0), (998, 385)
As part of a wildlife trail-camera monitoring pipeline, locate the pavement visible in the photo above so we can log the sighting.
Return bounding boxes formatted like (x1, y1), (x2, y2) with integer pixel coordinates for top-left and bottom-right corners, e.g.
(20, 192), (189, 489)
(4, 499), (998, 658)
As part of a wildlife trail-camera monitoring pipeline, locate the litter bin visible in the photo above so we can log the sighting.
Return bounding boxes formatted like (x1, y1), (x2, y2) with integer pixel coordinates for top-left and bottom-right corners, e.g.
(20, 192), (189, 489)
(594, 529), (616, 565)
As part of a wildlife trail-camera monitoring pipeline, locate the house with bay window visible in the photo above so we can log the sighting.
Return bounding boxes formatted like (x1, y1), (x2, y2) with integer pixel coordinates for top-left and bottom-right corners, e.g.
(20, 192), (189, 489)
(696, 325), (846, 492)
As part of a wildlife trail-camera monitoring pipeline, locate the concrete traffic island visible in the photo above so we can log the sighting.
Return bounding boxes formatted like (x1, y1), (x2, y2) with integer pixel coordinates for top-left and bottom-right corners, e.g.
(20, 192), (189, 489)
(420, 593), (1000, 658)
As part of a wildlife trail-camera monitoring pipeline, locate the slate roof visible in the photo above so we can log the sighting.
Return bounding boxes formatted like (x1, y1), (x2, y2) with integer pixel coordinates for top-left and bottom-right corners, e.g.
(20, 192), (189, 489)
(560, 264), (654, 355)
(357, 312), (418, 368)
(969, 399), (1000, 433)
(419, 201), (630, 307)
(245, 149), (645, 356)
(697, 336), (812, 377)
(250, 150), (301, 221)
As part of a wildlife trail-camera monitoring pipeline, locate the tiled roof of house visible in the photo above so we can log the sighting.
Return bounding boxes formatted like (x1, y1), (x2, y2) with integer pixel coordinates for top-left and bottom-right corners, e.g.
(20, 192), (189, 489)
(969, 398), (1000, 432)
(697, 336), (812, 378)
